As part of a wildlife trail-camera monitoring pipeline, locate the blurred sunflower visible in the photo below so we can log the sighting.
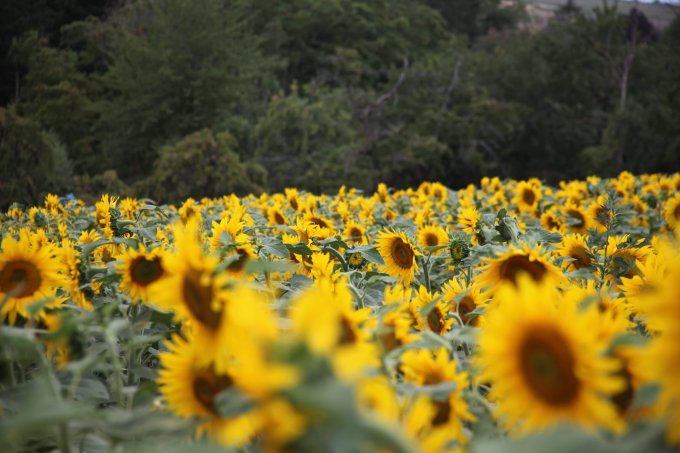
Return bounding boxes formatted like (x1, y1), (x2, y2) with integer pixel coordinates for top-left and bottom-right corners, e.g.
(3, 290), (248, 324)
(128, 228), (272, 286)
(158, 334), (259, 447)
(441, 278), (486, 327)
(417, 224), (448, 253)
(513, 181), (541, 215)
(376, 231), (420, 284)
(663, 193), (680, 230)
(0, 233), (63, 325)
(344, 221), (367, 244)
(476, 277), (624, 434)
(478, 244), (562, 292)
(556, 234), (594, 273)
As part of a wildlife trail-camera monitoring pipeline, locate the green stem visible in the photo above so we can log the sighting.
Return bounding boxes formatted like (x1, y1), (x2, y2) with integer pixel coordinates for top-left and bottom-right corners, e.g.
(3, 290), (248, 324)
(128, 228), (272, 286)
(321, 246), (349, 272)
(422, 255), (431, 293)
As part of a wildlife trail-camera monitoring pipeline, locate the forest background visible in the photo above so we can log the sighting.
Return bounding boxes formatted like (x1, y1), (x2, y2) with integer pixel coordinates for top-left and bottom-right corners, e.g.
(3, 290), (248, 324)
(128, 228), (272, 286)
(1, 0), (679, 206)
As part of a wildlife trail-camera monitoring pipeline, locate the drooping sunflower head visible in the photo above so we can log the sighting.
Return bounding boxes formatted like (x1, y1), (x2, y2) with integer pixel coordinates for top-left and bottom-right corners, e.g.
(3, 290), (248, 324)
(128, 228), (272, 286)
(478, 245), (562, 293)
(0, 233), (63, 325)
(117, 246), (167, 303)
(476, 276), (625, 434)
(376, 230), (420, 284)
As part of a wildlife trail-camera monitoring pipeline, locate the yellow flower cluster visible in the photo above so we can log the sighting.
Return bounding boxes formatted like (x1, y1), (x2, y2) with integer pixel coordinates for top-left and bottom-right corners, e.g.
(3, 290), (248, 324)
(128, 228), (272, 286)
(1, 172), (680, 451)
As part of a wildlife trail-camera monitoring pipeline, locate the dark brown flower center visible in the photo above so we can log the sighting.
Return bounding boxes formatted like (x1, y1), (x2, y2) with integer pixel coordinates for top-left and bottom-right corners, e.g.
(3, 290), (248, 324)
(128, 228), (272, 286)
(424, 233), (439, 247)
(545, 215), (560, 231)
(431, 399), (451, 426)
(498, 254), (548, 285)
(519, 326), (580, 406)
(0, 260), (42, 298)
(611, 362), (635, 415)
(227, 249), (250, 273)
(273, 211), (286, 225)
(130, 256), (164, 286)
(674, 204), (680, 220)
(348, 227), (363, 240)
(568, 246), (592, 270)
(309, 217), (329, 229)
(457, 295), (478, 326)
(427, 306), (445, 334)
(566, 209), (585, 229)
(391, 238), (414, 269)
(339, 316), (358, 345)
(192, 368), (234, 415)
(182, 267), (221, 331)
(522, 188), (537, 206)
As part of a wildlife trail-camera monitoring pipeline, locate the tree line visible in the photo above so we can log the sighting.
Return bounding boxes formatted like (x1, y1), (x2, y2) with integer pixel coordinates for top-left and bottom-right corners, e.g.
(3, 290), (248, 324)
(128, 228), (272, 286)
(1, 0), (679, 205)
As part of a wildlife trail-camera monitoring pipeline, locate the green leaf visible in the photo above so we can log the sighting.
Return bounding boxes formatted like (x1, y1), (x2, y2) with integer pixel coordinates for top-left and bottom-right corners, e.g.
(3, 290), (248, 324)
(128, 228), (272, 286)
(244, 259), (297, 274)
(214, 388), (253, 418)
(285, 242), (314, 255)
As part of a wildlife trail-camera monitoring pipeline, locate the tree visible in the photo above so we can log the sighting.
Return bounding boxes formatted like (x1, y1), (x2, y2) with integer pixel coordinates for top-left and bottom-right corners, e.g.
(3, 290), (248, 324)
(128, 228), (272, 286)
(141, 128), (265, 202)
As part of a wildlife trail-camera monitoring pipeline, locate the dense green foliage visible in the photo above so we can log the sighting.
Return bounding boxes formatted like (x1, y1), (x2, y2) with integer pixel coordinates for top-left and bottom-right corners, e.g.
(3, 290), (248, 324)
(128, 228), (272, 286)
(1, 0), (679, 205)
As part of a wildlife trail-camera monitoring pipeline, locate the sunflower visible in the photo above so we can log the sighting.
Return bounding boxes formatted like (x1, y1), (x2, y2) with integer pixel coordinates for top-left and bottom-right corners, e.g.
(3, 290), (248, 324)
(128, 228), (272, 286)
(344, 221), (368, 245)
(376, 231), (420, 284)
(513, 181), (541, 215)
(556, 234), (594, 273)
(457, 206), (479, 234)
(210, 216), (255, 274)
(151, 222), (277, 366)
(605, 235), (651, 281)
(179, 198), (202, 225)
(117, 246), (167, 303)
(417, 224), (448, 253)
(267, 206), (288, 226)
(410, 286), (455, 335)
(441, 278), (487, 327)
(663, 193), (680, 231)
(475, 277), (624, 434)
(158, 334), (259, 447)
(540, 209), (562, 232)
(562, 203), (591, 235)
(94, 194), (119, 239)
(290, 280), (378, 380)
(399, 348), (475, 444)
(635, 240), (680, 442)
(59, 239), (92, 310)
(477, 244), (562, 293)
(0, 233), (63, 325)
(357, 375), (399, 423)
(303, 212), (335, 236)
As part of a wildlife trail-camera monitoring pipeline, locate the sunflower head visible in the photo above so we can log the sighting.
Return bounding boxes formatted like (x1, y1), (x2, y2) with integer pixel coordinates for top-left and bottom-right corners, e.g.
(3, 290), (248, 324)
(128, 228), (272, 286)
(417, 224), (448, 253)
(0, 233), (63, 324)
(478, 245), (562, 292)
(476, 276), (625, 434)
(376, 231), (420, 284)
(117, 247), (167, 302)
(448, 237), (470, 264)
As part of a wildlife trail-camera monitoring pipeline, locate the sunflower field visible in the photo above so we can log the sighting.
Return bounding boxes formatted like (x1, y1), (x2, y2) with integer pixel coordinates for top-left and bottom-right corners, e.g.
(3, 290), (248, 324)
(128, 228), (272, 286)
(1, 172), (680, 453)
